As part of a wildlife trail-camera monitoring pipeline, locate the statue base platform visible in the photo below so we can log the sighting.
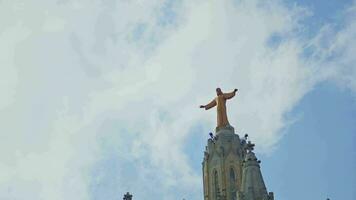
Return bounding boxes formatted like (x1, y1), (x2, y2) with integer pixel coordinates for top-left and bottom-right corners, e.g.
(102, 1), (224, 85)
(215, 124), (235, 135)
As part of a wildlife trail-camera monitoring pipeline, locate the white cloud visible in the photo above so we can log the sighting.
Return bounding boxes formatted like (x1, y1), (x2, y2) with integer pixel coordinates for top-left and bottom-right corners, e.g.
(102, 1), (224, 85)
(321, 6), (356, 92)
(0, 0), (355, 199)
(0, 23), (30, 110)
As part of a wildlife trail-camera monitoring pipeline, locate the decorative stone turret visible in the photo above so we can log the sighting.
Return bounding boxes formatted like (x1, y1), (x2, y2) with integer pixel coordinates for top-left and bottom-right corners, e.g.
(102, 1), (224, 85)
(241, 150), (274, 200)
(202, 125), (274, 200)
(123, 192), (133, 200)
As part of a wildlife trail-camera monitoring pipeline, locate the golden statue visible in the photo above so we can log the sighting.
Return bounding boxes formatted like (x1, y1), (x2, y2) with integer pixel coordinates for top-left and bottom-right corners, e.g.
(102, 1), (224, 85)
(200, 88), (238, 128)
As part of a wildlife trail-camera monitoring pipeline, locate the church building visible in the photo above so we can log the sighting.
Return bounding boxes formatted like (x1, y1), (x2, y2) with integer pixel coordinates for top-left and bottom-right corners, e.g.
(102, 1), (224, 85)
(202, 125), (274, 200)
(123, 88), (274, 200)
(201, 88), (274, 200)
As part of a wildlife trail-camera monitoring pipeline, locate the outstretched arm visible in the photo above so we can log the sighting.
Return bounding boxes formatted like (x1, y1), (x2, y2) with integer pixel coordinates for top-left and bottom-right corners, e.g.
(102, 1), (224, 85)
(200, 99), (217, 110)
(223, 89), (238, 100)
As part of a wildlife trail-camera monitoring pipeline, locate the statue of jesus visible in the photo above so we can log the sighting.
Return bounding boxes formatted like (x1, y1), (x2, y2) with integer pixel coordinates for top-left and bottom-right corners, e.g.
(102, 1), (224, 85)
(200, 88), (238, 128)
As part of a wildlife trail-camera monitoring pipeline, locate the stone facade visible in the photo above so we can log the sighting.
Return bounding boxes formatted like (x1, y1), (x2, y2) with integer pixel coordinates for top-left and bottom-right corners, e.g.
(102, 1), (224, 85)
(202, 125), (274, 200)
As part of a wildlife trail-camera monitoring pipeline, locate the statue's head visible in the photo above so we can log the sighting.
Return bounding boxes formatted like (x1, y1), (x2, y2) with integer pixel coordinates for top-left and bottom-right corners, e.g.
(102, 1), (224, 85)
(216, 88), (223, 95)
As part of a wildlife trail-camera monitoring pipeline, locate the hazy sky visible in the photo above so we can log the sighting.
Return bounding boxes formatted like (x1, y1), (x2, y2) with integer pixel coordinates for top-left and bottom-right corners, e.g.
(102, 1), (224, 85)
(0, 0), (355, 199)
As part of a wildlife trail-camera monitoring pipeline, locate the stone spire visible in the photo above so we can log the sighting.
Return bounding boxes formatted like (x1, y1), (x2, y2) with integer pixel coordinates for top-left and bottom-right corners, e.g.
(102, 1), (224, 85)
(240, 146), (274, 200)
(202, 125), (244, 200)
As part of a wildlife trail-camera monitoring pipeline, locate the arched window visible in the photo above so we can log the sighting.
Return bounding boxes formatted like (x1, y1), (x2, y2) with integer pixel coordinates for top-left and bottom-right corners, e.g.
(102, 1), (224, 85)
(214, 170), (219, 199)
(230, 168), (237, 200)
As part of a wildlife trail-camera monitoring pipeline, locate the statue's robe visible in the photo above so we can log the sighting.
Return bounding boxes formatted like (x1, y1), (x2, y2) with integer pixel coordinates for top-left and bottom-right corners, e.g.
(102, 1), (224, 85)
(204, 91), (236, 128)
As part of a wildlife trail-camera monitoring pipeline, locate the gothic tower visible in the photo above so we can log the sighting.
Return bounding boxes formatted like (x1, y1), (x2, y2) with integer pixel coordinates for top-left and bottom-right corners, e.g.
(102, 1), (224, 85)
(202, 125), (274, 200)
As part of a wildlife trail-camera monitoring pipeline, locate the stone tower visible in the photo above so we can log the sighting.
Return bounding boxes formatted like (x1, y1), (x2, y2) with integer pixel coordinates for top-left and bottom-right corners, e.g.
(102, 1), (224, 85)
(202, 125), (274, 200)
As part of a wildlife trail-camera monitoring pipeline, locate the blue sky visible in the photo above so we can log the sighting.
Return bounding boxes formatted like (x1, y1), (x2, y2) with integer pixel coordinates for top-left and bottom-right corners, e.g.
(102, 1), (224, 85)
(261, 81), (356, 200)
(0, 0), (355, 200)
